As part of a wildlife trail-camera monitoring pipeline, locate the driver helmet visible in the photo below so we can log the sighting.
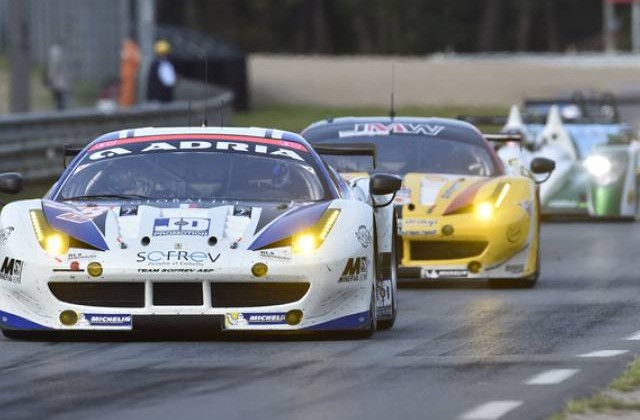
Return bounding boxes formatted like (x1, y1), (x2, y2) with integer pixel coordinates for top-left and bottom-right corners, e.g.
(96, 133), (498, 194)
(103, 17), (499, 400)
(271, 161), (291, 188)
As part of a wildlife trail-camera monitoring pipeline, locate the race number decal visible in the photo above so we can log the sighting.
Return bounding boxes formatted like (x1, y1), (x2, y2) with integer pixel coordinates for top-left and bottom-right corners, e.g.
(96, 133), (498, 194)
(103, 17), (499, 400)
(376, 279), (393, 308)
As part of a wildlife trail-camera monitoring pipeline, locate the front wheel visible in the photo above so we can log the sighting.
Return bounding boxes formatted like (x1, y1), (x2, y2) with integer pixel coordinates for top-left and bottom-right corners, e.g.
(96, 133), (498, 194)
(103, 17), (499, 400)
(350, 288), (376, 339)
(377, 217), (398, 329)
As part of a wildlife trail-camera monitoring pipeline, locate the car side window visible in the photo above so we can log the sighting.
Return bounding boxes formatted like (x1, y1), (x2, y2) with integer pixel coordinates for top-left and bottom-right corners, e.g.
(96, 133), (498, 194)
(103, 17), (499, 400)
(326, 164), (349, 199)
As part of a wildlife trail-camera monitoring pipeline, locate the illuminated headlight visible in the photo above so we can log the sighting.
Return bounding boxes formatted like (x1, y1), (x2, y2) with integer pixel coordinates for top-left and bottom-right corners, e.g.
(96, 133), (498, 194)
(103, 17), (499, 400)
(45, 234), (69, 256)
(292, 234), (317, 254)
(584, 155), (612, 178)
(475, 202), (494, 220)
(584, 153), (627, 186)
(292, 209), (340, 255)
(30, 210), (70, 256)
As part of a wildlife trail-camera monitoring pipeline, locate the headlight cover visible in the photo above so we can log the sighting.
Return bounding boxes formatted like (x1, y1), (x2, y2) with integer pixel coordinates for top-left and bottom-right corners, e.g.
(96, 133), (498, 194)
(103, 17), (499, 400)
(292, 209), (341, 254)
(584, 153), (627, 186)
(446, 182), (511, 220)
(30, 209), (70, 256)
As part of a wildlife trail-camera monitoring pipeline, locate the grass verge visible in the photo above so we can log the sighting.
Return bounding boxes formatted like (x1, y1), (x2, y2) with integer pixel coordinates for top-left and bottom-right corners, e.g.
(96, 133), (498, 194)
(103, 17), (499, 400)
(552, 356), (640, 419)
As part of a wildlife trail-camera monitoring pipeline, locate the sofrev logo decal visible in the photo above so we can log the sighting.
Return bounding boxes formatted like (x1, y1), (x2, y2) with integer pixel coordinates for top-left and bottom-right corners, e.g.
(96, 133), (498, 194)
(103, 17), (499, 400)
(0, 257), (23, 283)
(153, 217), (210, 237)
(339, 257), (368, 282)
(136, 251), (220, 264)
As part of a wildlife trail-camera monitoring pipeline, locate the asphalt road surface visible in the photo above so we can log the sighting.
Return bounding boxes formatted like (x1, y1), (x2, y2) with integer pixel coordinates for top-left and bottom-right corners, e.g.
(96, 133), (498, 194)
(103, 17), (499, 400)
(1, 222), (640, 420)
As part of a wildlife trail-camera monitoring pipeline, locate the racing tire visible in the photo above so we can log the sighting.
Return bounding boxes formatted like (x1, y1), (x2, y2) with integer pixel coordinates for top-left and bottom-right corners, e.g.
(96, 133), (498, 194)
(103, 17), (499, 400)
(351, 288), (376, 339)
(377, 216), (398, 330)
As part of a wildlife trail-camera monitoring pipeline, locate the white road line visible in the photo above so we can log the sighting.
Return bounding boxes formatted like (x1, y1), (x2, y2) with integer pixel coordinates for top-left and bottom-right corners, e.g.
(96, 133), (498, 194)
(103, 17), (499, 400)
(625, 330), (640, 341)
(460, 401), (522, 420)
(525, 369), (579, 385)
(578, 350), (629, 358)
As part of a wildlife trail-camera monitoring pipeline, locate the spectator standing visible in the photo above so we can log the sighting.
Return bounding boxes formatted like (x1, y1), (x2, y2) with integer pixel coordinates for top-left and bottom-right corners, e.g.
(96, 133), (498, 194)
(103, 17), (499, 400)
(119, 38), (141, 108)
(46, 44), (69, 110)
(146, 40), (176, 103)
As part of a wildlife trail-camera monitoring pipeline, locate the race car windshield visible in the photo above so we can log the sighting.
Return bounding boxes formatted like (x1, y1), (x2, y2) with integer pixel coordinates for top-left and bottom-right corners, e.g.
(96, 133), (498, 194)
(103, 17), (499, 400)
(57, 150), (327, 202)
(317, 135), (498, 177)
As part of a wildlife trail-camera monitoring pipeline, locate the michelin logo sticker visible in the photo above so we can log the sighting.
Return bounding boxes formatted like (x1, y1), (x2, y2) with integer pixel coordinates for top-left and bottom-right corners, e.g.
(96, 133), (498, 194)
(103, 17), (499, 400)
(420, 269), (469, 279)
(83, 314), (132, 327)
(225, 312), (287, 327)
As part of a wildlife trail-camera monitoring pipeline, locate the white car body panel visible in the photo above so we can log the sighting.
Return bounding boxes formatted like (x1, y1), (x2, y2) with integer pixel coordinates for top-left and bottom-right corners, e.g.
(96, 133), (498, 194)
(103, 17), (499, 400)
(0, 127), (397, 335)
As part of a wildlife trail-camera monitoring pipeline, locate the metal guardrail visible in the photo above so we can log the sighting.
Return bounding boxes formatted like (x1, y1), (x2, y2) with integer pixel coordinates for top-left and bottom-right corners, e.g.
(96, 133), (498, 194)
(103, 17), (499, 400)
(0, 90), (234, 181)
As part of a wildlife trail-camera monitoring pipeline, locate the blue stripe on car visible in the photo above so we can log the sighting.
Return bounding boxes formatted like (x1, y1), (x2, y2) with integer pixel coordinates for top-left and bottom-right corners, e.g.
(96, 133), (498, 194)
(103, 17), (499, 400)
(247, 201), (330, 250)
(42, 200), (110, 251)
(0, 311), (50, 330)
(305, 311), (370, 330)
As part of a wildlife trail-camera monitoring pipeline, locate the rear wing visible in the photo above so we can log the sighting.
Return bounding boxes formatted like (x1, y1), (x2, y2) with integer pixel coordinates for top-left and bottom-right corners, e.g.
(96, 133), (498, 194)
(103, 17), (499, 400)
(63, 145), (84, 168)
(484, 134), (522, 143)
(458, 113), (617, 126)
(524, 91), (619, 122)
(312, 142), (377, 169)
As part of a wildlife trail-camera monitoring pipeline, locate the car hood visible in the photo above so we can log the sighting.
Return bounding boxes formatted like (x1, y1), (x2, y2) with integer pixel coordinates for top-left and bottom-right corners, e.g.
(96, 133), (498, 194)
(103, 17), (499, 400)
(396, 173), (502, 217)
(41, 199), (329, 251)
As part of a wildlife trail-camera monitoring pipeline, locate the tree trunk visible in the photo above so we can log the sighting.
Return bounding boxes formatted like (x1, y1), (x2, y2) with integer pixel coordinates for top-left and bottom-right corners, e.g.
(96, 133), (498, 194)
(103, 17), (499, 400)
(477, 0), (504, 52)
(515, 0), (532, 51)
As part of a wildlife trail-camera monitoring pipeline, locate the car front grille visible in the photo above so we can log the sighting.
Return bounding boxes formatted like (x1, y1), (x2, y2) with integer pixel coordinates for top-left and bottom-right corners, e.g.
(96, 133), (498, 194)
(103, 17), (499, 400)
(153, 282), (203, 306)
(211, 282), (310, 307)
(49, 282), (145, 308)
(48, 281), (310, 308)
(409, 241), (489, 260)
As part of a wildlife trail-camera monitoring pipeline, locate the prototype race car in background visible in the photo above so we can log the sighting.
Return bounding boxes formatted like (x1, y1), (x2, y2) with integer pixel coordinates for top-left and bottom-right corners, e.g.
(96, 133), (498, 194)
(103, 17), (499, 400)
(497, 104), (639, 219)
(0, 127), (401, 339)
(303, 117), (555, 287)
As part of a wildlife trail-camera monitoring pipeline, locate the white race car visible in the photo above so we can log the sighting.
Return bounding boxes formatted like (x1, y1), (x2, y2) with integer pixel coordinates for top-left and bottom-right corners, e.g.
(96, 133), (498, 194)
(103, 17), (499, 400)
(0, 127), (401, 339)
(499, 105), (640, 219)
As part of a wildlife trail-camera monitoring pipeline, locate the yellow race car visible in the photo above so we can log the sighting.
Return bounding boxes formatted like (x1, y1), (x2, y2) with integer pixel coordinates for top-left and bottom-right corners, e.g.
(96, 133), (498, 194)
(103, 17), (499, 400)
(303, 117), (555, 287)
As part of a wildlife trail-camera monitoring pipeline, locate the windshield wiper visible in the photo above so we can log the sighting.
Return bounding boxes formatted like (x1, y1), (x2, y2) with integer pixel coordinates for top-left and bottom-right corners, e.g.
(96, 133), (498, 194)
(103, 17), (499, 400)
(61, 194), (151, 201)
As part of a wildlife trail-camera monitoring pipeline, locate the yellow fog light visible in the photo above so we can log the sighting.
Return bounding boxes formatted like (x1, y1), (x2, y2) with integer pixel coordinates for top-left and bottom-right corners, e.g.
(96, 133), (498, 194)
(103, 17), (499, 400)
(468, 261), (482, 274)
(59, 310), (78, 326)
(45, 234), (69, 256)
(441, 224), (454, 236)
(285, 310), (303, 326)
(475, 202), (494, 220)
(251, 262), (268, 278)
(292, 233), (317, 255)
(87, 261), (103, 277)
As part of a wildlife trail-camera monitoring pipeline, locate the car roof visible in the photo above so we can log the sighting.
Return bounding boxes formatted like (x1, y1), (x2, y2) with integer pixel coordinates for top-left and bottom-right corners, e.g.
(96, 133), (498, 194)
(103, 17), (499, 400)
(88, 126), (309, 149)
(302, 116), (488, 146)
(304, 116), (477, 131)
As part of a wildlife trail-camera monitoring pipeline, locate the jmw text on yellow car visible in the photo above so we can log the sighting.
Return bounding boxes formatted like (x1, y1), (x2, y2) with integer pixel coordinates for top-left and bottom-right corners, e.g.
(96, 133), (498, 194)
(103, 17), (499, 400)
(303, 117), (555, 287)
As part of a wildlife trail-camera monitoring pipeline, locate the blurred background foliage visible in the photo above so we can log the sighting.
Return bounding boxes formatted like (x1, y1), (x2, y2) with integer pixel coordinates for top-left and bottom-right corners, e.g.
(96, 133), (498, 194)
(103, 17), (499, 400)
(157, 0), (606, 54)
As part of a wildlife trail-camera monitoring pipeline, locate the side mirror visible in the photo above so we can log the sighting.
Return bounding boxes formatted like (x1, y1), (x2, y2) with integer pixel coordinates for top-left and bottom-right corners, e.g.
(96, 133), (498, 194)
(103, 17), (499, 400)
(530, 157), (555, 174)
(370, 173), (402, 196)
(0, 172), (23, 195)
